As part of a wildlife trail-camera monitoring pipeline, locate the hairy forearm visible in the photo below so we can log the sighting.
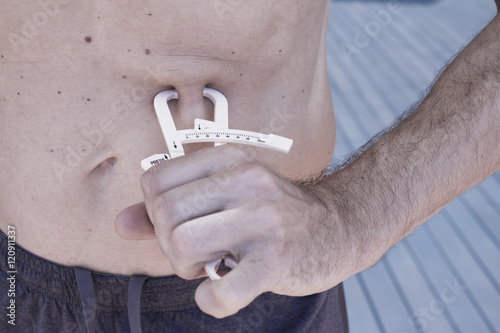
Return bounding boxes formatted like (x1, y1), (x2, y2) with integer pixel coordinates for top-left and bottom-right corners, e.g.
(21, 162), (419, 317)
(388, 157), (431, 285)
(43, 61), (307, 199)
(321, 13), (500, 271)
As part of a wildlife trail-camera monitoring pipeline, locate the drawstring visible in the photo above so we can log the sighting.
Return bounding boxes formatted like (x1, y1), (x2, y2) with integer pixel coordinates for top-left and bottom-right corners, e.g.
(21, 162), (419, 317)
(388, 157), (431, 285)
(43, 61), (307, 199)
(75, 268), (147, 333)
(128, 275), (148, 333)
(75, 268), (97, 333)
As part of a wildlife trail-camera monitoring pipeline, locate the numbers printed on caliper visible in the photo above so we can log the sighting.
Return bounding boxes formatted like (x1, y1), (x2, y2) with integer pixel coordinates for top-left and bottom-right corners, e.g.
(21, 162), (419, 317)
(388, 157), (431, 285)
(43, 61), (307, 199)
(185, 131), (258, 141)
(141, 154), (170, 171)
(178, 129), (291, 153)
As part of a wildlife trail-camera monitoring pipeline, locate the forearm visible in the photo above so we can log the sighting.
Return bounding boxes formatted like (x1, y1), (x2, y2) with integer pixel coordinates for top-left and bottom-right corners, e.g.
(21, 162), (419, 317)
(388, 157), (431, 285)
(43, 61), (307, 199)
(321, 13), (500, 271)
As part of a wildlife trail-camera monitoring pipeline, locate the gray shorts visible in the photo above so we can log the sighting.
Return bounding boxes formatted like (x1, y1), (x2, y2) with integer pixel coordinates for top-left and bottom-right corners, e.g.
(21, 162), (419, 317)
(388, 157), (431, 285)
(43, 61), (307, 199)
(0, 231), (348, 332)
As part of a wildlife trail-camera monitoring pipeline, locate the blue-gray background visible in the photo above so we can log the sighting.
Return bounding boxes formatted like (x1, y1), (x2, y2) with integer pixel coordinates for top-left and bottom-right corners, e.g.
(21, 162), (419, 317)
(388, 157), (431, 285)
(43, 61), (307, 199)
(327, 0), (500, 332)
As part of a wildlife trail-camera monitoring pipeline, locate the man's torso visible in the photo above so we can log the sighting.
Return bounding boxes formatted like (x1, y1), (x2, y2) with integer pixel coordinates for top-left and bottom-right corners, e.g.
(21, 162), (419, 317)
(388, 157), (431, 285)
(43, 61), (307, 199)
(0, 0), (335, 276)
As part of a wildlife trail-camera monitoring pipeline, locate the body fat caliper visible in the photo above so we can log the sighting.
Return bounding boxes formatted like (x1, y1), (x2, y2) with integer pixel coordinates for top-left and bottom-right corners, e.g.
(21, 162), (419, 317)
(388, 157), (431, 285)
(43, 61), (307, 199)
(141, 88), (293, 280)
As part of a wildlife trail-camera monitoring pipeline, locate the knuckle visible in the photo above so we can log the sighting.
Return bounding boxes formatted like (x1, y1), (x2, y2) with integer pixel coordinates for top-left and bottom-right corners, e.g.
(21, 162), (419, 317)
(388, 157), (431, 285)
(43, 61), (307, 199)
(140, 167), (159, 198)
(220, 143), (242, 156)
(151, 193), (173, 226)
(170, 225), (199, 261)
(168, 228), (201, 280)
(169, 259), (194, 280)
(242, 164), (280, 194)
(221, 144), (254, 163)
(201, 284), (235, 318)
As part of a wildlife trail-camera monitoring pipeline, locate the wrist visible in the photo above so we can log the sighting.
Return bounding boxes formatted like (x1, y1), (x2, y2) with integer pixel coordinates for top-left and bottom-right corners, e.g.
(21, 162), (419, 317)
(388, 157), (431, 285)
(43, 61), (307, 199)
(313, 165), (396, 275)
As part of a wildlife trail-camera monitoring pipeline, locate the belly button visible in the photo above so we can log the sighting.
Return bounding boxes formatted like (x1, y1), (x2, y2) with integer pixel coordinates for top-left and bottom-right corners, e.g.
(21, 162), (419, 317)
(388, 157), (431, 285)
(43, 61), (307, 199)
(90, 157), (117, 177)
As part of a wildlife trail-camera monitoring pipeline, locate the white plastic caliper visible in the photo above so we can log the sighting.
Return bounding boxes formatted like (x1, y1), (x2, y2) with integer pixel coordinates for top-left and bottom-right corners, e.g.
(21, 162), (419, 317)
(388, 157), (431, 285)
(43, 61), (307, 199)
(141, 88), (293, 280)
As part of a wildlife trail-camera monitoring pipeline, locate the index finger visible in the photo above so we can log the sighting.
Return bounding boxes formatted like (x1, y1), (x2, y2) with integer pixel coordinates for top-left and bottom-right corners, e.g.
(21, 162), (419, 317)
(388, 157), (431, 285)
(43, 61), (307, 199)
(140, 145), (252, 214)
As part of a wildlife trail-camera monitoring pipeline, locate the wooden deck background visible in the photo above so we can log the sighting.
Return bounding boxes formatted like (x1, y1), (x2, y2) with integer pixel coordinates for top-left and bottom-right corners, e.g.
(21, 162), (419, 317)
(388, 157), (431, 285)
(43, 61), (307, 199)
(327, 0), (500, 332)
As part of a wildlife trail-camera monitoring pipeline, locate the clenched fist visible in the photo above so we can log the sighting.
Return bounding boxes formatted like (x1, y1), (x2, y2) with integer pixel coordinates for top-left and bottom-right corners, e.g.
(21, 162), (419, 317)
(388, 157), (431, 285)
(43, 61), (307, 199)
(115, 145), (357, 318)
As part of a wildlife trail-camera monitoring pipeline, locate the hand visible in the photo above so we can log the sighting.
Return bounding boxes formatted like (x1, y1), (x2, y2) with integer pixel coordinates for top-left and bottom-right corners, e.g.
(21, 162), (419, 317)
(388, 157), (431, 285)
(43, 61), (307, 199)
(115, 145), (355, 318)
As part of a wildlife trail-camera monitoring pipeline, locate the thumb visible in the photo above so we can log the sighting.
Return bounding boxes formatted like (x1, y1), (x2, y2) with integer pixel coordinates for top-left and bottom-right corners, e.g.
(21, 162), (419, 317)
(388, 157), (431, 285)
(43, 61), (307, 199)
(115, 202), (156, 240)
(194, 261), (269, 318)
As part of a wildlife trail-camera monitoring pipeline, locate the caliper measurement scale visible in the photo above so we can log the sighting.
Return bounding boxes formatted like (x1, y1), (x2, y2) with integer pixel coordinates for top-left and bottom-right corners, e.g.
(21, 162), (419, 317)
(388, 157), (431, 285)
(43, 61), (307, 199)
(180, 129), (291, 151)
(141, 88), (293, 280)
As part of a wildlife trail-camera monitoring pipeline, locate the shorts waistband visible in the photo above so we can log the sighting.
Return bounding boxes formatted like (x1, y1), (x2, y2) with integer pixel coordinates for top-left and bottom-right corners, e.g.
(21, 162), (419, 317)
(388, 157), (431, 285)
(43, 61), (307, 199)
(0, 230), (202, 313)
